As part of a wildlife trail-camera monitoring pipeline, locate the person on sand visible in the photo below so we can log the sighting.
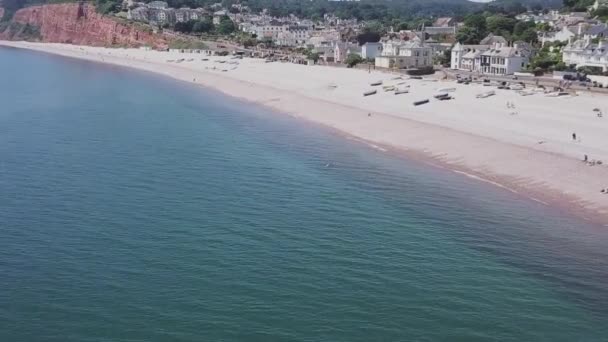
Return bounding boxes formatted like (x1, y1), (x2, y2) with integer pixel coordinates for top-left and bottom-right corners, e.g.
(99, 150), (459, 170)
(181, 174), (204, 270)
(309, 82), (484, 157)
(584, 154), (589, 162)
(572, 132), (577, 141)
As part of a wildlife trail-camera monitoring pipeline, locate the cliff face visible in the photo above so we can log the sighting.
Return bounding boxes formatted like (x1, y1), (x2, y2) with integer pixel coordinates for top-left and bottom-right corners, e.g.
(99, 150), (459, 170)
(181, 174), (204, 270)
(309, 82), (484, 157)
(0, 3), (169, 49)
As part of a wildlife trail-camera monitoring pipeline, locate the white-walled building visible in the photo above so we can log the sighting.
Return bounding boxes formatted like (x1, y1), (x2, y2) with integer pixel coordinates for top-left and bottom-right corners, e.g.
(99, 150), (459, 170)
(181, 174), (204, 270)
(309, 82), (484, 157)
(333, 42), (361, 63)
(541, 26), (577, 46)
(563, 38), (608, 71)
(361, 42), (383, 60)
(479, 43), (531, 75)
(451, 41), (532, 75)
(451, 43), (488, 72)
(375, 39), (433, 69)
(275, 26), (311, 47)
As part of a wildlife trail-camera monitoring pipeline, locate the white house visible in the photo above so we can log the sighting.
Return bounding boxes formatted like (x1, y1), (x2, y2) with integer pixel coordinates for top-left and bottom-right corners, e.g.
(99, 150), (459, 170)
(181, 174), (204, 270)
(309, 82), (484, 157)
(451, 42), (489, 71)
(275, 26), (311, 47)
(375, 39), (433, 69)
(541, 26), (577, 46)
(563, 37), (608, 71)
(333, 42), (361, 63)
(479, 43), (532, 75)
(451, 41), (532, 75)
(361, 42), (382, 60)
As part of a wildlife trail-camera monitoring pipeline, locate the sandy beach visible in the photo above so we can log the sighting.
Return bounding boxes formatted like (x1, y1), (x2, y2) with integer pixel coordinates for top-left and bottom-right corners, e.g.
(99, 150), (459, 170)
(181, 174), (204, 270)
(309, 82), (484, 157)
(3, 40), (608, 223)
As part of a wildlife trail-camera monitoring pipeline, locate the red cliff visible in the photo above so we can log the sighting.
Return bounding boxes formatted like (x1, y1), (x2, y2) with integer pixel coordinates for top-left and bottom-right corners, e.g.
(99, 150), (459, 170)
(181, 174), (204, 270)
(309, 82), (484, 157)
(1, 3), (169, 49)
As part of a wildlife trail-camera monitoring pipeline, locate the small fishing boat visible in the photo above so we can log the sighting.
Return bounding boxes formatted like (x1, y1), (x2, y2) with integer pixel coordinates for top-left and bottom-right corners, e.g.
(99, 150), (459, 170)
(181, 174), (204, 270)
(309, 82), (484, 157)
(546, 91), (570, 97)
(413, 99), (430, 106)
(439, 96), (454, 101)
(394, 89), (409, 95)
(510, 83), (524, 91)
(518, 90), (535, 96)
(363, 90), (377, 96)
(370, 81), (383, 86)
(437, 87), (456, 93)
(434, 92), (450, 99)
(410, 76), (423, 80)
(383, 85), (396, 92)
(476, 90), (496, 98)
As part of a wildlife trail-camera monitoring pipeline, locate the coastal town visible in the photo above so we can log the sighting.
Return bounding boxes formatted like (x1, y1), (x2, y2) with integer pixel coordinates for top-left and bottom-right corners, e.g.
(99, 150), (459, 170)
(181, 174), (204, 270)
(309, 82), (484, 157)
(111, 0), (608, 84)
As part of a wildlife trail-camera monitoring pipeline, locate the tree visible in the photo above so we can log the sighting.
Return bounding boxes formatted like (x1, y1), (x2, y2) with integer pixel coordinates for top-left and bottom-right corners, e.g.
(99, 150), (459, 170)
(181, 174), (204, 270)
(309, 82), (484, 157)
(306, 50), (320, 63)
(356, 31), (381, 45)
(486, 15), (517, 36)
(174, 20), (195, 33)
(464, 13), (487, 32)
(434, 49), (451, 66)
(344, 53), (364, 68)
(192, 18), (213, 33)
(216, 16), (236, 35)
(456, 26), (484, 44)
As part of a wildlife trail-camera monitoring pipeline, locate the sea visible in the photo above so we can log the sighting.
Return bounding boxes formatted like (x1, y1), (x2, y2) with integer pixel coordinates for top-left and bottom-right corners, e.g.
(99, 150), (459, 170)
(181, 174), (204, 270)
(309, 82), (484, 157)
(1, 46), (608, 342)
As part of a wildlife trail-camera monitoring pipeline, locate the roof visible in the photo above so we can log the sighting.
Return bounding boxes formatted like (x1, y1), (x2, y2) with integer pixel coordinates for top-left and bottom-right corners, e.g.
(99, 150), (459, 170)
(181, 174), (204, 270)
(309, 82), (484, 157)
(480, 34), (507, 45)
(481, 46), (529, 58)
(585, 24), (608, 36)
(433, 17), (454, 27)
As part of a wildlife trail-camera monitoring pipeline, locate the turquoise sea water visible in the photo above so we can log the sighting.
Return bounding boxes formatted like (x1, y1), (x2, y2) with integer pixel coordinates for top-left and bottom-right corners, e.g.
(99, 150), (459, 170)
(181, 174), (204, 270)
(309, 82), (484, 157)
(2, 47), (608, 341)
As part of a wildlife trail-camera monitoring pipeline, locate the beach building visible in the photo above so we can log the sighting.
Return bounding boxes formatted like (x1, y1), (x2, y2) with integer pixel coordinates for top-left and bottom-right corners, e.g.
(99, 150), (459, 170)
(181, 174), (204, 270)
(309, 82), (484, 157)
(374, 39), (432, 69)
(333, 42), (361, 63)
(541, 26), (578, 46)
(451, 43), (488, 71)
(275, 26), (311, 47)
(451, 38), (532, 75)
(479, 43), (531, 75)
(361, 42), (383, 60)
(563, 37), (608, 71)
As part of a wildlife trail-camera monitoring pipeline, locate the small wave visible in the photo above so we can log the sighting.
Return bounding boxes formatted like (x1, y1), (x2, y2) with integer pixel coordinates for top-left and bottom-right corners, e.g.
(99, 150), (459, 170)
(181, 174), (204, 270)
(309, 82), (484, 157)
(451, 170), (519, 194)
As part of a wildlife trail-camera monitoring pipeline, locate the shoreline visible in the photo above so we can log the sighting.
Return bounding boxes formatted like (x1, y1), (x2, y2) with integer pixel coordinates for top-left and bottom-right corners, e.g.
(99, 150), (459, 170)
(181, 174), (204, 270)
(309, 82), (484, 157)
(3, 41), (608, 225)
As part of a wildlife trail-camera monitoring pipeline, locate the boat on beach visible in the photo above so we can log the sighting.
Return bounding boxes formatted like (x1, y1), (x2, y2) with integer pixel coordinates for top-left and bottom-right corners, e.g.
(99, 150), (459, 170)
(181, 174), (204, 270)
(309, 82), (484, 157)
(394, 89), (409, 95)
(437, 87), (456, 93)
(434, 92), (450, 99)
(545, 91), (570, 97)
(413, 99), (430, 106)
(518, 90), (535, 96)
(476, 90), (496, 98)
(363, 90), (377, 96)
(383, 85), (396, 92)
(370, 81), (383, 86)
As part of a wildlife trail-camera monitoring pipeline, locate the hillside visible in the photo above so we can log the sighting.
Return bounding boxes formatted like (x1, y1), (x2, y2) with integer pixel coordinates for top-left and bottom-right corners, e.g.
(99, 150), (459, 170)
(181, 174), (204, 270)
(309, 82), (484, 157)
(0, 2), (170, 48)
(1, 0), (567, 21)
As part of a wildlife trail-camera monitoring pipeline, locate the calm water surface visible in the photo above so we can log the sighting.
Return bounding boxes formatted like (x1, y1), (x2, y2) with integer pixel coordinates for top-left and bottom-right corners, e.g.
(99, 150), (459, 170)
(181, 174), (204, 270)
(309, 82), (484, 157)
(1, 47), (608, 341)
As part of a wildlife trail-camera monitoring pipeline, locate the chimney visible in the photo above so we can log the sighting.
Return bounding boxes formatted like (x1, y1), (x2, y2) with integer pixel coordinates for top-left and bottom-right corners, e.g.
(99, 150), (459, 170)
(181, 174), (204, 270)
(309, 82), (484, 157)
(578, 23), (583, 36)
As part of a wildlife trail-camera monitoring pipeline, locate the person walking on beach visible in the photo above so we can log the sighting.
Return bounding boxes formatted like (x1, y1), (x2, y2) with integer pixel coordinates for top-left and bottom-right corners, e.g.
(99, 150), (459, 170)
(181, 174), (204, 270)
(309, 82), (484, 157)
(572, 132), (577, 141)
